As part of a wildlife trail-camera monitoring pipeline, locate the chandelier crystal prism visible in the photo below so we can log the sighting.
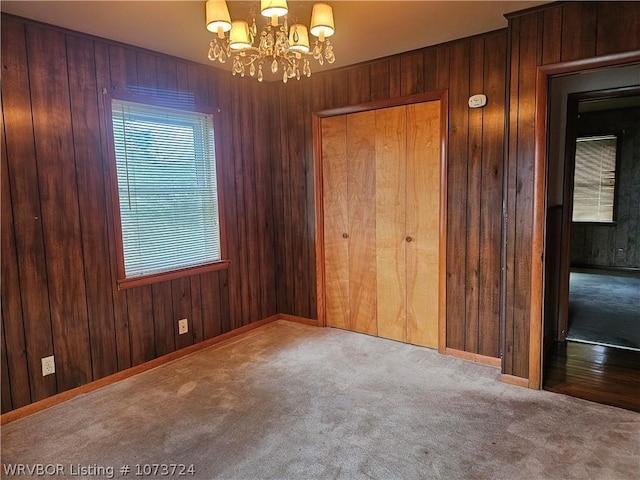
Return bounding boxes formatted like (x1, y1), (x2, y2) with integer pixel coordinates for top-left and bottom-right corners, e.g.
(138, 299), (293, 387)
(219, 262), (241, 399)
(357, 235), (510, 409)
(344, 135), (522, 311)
(206, 0), (336, 83)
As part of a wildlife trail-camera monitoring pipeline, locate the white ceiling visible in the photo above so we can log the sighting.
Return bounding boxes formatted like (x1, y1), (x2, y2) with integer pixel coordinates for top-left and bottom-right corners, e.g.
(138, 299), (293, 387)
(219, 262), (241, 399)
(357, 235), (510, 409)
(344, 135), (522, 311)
(1, 1), (550, 76)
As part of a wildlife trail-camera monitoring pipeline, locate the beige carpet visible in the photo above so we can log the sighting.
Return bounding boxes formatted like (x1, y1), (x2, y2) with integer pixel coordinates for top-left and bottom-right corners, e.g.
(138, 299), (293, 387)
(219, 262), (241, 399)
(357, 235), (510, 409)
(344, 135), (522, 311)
(2, 320), (639, 479)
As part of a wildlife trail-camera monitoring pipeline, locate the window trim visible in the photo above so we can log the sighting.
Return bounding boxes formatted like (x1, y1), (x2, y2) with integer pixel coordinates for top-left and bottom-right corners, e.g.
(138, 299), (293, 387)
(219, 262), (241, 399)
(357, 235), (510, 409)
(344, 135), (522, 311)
(104, 89), (228, 290)
(570, 131), (622, 226)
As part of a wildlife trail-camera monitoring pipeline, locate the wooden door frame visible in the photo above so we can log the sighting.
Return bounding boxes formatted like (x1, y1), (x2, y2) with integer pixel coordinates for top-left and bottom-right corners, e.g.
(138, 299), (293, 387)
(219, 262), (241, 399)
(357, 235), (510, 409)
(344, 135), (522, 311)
(313, 90), (449, 353)
(529, 50), (640, 389)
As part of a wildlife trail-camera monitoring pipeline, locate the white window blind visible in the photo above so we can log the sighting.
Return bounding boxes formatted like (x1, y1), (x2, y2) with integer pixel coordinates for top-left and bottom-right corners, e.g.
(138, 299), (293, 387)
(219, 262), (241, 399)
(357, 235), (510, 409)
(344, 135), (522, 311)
(572, 135), (617, 223)
(111, 99), (221, 279)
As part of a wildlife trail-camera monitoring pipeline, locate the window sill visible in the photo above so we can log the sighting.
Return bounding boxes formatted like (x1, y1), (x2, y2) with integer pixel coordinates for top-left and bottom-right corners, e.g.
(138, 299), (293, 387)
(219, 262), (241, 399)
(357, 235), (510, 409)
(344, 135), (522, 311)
(117, 260), (230, 290)
(572, 221), (617, 227)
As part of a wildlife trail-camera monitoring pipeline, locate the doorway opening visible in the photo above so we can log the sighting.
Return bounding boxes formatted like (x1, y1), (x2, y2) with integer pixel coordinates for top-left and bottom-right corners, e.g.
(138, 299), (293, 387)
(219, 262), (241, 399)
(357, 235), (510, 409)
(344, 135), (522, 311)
(541, 66), (640, 412)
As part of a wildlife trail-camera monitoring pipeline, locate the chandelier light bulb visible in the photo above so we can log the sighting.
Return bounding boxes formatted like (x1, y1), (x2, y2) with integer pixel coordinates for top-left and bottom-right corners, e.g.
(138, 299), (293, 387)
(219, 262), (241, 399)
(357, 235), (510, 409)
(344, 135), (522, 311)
(206, 0), (232, 35)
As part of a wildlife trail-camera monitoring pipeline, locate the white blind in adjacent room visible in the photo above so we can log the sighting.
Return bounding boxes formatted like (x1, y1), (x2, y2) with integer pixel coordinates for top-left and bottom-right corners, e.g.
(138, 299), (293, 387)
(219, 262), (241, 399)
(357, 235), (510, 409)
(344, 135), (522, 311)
(572, 135), (617, 223)
(111, 99), (221, 279)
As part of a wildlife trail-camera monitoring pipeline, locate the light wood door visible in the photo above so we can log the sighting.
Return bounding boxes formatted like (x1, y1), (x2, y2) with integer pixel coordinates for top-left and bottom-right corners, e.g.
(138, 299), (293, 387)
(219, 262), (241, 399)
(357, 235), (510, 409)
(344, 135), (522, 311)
(321, 99), (442, 349)
(376, 106), (408, 342)
(406, 101), (441, 348)
(321, 112), (377, 335)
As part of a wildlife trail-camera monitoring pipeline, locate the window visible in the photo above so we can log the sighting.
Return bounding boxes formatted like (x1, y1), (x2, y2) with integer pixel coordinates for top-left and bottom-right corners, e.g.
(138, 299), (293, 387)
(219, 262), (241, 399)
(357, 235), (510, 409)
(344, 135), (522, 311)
(110, 97), (223, 286)
(572, 135), (617, 223)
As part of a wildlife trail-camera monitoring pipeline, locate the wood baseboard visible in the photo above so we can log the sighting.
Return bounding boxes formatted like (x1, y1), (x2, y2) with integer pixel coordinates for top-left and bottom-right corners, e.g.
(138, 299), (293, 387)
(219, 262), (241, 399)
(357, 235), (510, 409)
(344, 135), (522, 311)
(445, 348), (502, 367)
(500, 374), (530, 388)
(0, 315), (282, 425)
(278, 314), (318, 327)
(1, 314), (320, 425)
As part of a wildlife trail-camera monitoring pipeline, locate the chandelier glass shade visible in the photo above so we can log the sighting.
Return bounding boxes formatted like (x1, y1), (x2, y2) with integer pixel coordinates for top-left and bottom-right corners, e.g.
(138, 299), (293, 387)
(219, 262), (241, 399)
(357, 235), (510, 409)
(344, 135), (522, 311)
(206, 0), (336, 83)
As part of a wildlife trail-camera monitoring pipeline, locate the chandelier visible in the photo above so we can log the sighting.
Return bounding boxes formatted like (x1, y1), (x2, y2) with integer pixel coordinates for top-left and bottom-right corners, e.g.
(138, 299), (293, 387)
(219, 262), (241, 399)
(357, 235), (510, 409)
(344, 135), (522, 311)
(206, 0), (336, 83)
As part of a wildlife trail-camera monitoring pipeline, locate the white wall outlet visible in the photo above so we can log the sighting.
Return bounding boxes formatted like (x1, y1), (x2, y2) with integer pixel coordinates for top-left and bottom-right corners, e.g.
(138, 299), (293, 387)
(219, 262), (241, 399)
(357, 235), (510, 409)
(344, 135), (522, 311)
(41, 355), (55, 376)
(178, 318), (189, 335)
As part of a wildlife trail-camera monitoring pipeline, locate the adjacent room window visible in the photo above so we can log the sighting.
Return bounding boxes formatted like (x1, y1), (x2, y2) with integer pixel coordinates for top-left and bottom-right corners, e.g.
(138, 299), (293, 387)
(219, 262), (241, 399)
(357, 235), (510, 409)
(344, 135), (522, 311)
(572, 135), (617, 223)
(110, 98), (222, 285)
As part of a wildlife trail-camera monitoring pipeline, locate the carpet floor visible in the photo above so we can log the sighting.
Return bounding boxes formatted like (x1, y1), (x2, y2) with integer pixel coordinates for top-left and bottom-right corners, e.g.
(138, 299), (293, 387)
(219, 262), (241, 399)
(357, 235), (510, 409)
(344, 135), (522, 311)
(567, 269), (640, 350)
(2, 321), (639, 480)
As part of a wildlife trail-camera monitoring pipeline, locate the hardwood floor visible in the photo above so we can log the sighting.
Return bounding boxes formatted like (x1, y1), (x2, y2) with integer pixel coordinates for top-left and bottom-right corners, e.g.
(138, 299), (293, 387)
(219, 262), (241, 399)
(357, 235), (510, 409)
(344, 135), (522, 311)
(544, 341), (640, 412)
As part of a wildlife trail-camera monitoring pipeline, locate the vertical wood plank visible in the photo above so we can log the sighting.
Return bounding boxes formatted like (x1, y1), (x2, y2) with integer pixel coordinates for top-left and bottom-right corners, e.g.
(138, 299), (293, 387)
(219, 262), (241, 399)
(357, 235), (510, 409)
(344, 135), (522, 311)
(277, 84), (295, 315)
(401, 52), (425, 96)
(230, 81), (250, 327)
(512, 13), (540, 379)
(504, 17), (521, 376)
(478, 32), (507, 359)
(348, 65), (371, 105)
(302, 82), (318, 320)
(190, 275), (204, 344)
(101, 42), (132, 371)
(348, 111), (378, 336)
(213, 73), (241, 329)
(389, 57), (402, 98)
(241, 82), (261, 323)
(423, 49), (439, 92)
(1, 316), (12, 413)
(200, 271), (222, 340)
(27, 25), (93, 392)
(370, 61), (390, 101)
(2, 17), (57, 402)
(596, 2), (640, 55)
(541, 6), (562, 65)
(375, 106), (406, 341)
(406, 101), (442, 349)
(465, 37), (485, 353)
(446, 41), (470, 351)
(1, 114), (32, 408)
(66, 34), (118, 380)
(172, 278), (193, 350)
(560, 2), (597, 62)
(287, 82), (311, 319)
(151, 282), (175, 356)
(126, 286), (155, 365)
(321, 116), (350, 330)
(270, 83), (289, 314)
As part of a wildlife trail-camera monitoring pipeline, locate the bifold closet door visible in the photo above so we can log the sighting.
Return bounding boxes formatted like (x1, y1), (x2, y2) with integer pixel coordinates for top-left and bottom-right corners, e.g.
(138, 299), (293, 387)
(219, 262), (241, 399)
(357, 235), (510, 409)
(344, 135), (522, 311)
(321, 112), (377, 335)
(321, 100), (441, 349)
(375, 106), (408, 342)
(405, 101), (441, 348)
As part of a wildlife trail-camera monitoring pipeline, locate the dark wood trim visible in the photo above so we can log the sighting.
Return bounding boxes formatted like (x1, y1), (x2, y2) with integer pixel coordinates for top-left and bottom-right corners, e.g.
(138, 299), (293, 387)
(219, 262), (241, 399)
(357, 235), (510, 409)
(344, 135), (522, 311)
(117, 261), (230, 290)
(530, 50), (640, 389)
(312, 113), (327, 327)
(102, 89), (230, 290)
(277, 314), (319, 327)
(313, 90), (447, 118)
(500, 373), (530, 387)
(445, 348), (501, 367)
(438, 91), (449, 355)
(0, 314), (293, 425)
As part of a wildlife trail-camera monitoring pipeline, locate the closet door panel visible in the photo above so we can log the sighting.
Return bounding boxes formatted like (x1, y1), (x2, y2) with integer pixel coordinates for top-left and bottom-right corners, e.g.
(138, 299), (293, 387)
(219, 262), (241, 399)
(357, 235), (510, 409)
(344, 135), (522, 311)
(375, 106), (407, 342)
(322, 116), (350, 329)
(346, 111), (378, 335)
(406, 101), (441, 348)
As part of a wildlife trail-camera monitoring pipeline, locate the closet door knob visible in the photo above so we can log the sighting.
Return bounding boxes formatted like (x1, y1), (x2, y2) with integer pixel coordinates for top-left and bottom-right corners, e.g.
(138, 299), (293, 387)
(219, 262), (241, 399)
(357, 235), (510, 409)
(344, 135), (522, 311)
(342, 233), (349, 239)
(405, 236), (413, 243)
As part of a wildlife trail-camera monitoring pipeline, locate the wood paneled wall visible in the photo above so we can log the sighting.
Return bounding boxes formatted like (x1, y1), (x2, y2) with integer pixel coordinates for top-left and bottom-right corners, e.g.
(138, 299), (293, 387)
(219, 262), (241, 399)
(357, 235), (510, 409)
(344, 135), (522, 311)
(1, 15), (277, 413)
(272, 30), (508, 360)
(571, 107), (640, 269)
(504, 1), (640, 378)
